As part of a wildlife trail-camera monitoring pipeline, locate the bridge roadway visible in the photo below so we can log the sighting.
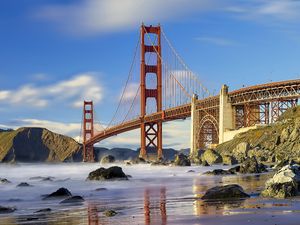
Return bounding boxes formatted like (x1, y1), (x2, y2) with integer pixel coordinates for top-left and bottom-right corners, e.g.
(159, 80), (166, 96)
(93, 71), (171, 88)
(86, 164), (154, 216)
(85, 79), (300, 146)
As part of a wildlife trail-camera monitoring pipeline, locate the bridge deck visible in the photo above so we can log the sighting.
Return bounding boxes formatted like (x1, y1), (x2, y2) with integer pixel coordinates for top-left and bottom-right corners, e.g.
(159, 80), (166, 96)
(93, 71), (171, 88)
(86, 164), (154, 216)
(86, 79), (300, 146)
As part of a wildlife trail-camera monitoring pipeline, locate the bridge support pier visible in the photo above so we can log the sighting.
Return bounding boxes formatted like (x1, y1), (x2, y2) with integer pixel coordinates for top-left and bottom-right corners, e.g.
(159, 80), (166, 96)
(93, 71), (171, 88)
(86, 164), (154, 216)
(219, 85), (234, 144)
(190, 94), (200, 158)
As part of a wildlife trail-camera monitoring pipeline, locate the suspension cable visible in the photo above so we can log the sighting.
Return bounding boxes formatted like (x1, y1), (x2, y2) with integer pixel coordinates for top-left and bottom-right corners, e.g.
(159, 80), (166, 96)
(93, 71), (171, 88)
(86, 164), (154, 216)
(161, 28), (211, 97)
(105, 33), (140, 128)
(143, 26), (192, 99)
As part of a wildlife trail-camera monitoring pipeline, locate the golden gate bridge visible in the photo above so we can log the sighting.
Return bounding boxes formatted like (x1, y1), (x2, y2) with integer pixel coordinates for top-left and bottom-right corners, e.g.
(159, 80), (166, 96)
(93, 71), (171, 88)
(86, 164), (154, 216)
(81, 24), (300, 162)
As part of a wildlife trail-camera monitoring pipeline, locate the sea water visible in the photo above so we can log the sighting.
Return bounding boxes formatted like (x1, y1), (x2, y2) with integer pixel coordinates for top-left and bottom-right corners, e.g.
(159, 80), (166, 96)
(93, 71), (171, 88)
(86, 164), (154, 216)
(0, 163), (300, 225)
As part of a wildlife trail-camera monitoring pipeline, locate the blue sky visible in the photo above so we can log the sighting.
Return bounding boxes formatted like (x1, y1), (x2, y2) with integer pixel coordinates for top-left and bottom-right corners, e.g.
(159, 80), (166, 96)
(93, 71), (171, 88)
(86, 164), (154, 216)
(0, 0), (300, 149)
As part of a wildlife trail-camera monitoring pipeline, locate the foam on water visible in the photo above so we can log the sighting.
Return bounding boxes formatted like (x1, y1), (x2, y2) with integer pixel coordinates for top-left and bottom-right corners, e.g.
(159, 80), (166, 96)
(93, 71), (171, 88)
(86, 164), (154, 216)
(0, 163), (300, 225)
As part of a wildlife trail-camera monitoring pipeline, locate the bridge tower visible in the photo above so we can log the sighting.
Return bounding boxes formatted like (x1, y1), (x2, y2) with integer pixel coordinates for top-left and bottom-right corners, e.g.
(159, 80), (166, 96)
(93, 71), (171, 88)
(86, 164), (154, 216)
(83, 100), (94, 162)
(140, 24), (163, 159)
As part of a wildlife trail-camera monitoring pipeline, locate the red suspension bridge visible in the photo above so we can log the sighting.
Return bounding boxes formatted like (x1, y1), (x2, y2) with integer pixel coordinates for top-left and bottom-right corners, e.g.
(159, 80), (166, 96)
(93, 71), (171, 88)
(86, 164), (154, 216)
(81, 24), (300, 162)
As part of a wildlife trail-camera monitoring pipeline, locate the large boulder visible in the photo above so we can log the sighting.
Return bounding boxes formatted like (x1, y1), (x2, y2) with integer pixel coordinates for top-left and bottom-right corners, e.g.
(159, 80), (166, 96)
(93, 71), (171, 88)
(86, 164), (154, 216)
(261, 164), (300, 198)
(43, 187), (72, 200)
(100, 155), (115, 164)
(87, 166), (128, 181)
(201, 149), (222, 165)
(232, 142), (250, 162)
(201, 184), (250, 200)
(239, 156), (267, 174)
(173, 153), (191, 166)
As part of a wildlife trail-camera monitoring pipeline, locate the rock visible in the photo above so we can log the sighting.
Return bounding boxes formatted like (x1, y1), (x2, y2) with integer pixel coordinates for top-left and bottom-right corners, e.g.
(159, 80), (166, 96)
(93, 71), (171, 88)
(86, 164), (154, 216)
(201, 184), (250, 200)
(35, 208), (51, 213)
(60, 196), (84, 204)
(201, 149), (222, 165)
(201, 160), (210, 166)
(29, 176), (55, 180)
(222, 155), (238, 165)
(173, 153), (191, 166)
(130, 157), (147, 164)
(239, 156), (267, 174)
(280, 127), (290, 143)
(0, 178), (11, 184)
(87, 166), (128, 181)
(261, 164), (300, 198)
(100, 155), (115, 164)
(42, 177), (54, 182)
(232, 142), (250, 162)
(95, 188), (107, 191)
(187, 170), (195, 173)
(17, 182), (32, 187)
(104, 210), (117, 217)
(43, 187), (72, 199)
(228, 166), (241, 174)
(0, 206), (16, 214)
(151, 159), (170, 166)
(203, 169), (235, 176)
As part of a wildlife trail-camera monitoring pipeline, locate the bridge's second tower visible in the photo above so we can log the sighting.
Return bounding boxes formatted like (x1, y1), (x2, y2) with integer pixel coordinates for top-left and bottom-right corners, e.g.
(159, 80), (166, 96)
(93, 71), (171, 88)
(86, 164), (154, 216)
(83, 100), (94, 162)
(140, 24), (163, 159)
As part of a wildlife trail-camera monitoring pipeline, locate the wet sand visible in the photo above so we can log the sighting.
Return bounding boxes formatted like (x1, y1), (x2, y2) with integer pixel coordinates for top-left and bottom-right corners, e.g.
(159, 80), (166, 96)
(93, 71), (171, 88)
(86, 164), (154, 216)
(0, 163), (299, 225)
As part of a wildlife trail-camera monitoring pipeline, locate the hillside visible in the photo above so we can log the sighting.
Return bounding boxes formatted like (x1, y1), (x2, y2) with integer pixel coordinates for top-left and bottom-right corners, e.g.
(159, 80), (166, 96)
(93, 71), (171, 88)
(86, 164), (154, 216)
(216, 106), (300, 163)
(0, 127), (82, 162)
(0, 127), (181, 162)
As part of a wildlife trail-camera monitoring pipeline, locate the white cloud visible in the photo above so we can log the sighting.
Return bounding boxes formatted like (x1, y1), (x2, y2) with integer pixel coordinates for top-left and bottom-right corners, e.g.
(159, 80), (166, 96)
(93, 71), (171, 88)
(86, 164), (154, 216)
(35, 0), (221, 35)
(195, 37), (238, 46)
(34, 0), (300, 36)
(2, 118), (81, 139)
(226, 0), (300, 22)
(101, 119), (190, 150)
(0, 73), (103, 109)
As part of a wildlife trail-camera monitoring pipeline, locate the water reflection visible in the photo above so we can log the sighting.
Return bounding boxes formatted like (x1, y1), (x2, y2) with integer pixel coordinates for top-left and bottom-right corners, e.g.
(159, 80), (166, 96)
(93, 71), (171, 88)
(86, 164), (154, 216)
(144, 187), (167, 225)
(88, 203), (99, 225)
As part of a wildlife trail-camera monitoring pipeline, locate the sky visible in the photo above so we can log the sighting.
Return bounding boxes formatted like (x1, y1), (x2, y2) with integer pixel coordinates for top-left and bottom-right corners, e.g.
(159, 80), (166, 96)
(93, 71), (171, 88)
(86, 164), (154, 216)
(0, 0), (300, 150)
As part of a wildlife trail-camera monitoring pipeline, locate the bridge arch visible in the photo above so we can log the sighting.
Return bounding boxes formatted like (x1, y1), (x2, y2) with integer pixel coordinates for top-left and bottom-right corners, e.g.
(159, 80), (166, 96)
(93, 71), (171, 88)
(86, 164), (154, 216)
(198, 114), (219, 149)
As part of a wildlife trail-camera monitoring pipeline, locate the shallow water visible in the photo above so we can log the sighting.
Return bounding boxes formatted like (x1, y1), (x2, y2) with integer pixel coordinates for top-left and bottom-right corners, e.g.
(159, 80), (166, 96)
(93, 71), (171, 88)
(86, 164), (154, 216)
(0, 163), (300, 225)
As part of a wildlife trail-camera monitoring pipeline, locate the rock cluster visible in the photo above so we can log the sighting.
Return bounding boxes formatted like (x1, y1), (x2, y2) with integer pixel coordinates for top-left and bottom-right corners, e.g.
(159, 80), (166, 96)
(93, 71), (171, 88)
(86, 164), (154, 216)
(216, 106), (300, 164)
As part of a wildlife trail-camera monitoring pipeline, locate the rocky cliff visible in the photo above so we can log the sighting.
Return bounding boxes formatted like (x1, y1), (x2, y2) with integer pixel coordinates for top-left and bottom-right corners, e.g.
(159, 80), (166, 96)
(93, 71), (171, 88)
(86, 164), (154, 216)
(216, 106), (300, 163)
(0, 127), (82, 162)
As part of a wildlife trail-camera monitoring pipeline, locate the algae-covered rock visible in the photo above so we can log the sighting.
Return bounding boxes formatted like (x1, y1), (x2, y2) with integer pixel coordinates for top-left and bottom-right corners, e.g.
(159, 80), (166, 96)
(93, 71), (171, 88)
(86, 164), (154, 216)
(173, 153), (191, 166)
(261, 164), (300, 198)
(104, 210), (117, 217)
(239, 156), (267, 174)
(222, 155), (238, 165)
(202, 184), (250, 200)
(232, 142), (250, 162)
(201, 149), (222, 165)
